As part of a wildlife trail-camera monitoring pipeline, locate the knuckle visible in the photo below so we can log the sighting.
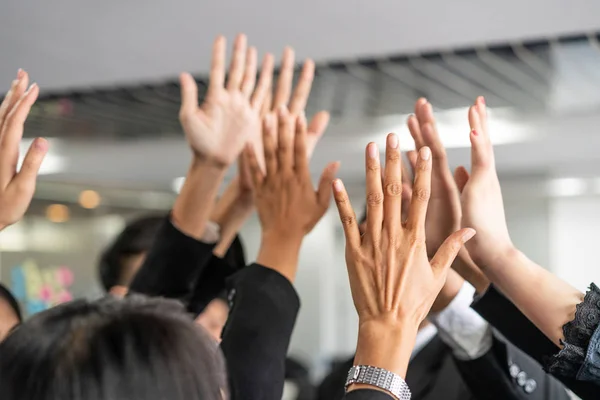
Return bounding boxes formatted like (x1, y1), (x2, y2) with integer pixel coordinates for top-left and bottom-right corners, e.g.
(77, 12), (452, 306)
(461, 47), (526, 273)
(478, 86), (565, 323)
(413, 187), (430, 202)
(341, 215), (356, 227)
(366, 192), (383, 206)
(385, 181), (402, 197)
(366, 159), (380, 172)
(408, 233), (425, 248)
(387, 151), (400, 162)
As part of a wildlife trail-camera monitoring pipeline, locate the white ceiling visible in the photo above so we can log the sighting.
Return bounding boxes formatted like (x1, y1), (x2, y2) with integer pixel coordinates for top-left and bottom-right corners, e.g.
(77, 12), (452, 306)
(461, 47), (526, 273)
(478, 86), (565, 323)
(1, 0), (600, 90)
(3, 0), (600, 202)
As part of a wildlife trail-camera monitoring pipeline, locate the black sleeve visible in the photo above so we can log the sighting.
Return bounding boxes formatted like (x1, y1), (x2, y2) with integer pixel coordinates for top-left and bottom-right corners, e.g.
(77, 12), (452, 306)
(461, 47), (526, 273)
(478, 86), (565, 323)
(343, 389), (394, 399)
(455, 334), (570, 400)
(472, 285), (600, 399)
(128, 217), (215, 301)
(220, 263), (300, 400)
(187, 255), (237, 315)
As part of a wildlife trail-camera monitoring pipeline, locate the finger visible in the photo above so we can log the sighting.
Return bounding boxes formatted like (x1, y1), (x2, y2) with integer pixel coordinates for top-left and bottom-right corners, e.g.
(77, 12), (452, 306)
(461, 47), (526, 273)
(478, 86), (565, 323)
(251, 53), (275, 110)
(294, 112), (310, 177)
(468, 106), (493, 171)
(208, 36), (227, 94)
(406, 151), (417, 174)
(0, 73), (29, 134)
(405, 146), (432, 231)
(226, 34), (248, 91)
(365, 142), (383, 242)
(272, 47), (295, 109)
(332, 179), (361, 248)
(11, 137), (48, 193)
(240, 46), (258, 98)
(407, 115), (425, 149)
(238, 146), (255, 191)
(420, 120), (447, 166)
(179, 73), (199, 118)
(0, 83), (39, 185)
(453, 166), (470, 193)
(260, 90), (273, 117)
(0, 77), (25, 128)
(244, 144), (264, 187)
(305, 111), (330, 158)
(400, 182), (412, 221)
(289, 59), (315, 114)
(414, 97), (428, 121)
(418, 99), (436, 126)
(277, 106), (294, 172)
(476, 96), (489, 138)
(430, 228), (476, 274)
(262, 114), (278, 177)
(382, 133), (402, 234)
(317, 161), (340, 208)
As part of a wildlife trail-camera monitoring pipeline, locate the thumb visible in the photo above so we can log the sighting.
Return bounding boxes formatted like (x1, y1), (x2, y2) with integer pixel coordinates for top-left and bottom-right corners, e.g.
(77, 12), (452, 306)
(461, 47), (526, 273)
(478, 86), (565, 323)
(430, 228), (476, 274)
(317, 161), (340, 208)
(453, 166), (470, 193)
(179, 72), (199, 119)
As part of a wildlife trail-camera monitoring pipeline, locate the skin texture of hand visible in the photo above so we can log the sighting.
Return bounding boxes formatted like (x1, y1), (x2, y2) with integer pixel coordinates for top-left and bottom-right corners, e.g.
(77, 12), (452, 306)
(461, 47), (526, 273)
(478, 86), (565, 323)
(245, 107), (338, 282)
(0, 70), (49, 231)
(333, 134), (475, 380)
(238, 47), (330, 192)
(456, 97), (583, 347)
(457, 97), (514, 268)
(179, 34), (264, 167)
(407, 99), (490, 293)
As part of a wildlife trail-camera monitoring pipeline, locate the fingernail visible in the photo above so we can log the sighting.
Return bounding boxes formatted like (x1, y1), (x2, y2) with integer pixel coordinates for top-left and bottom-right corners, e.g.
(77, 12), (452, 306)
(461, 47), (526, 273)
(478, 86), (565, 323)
(387, 133), (398, 149)
(471, 129), (478, 136)
(462, 229), (476, 242)
(367, 143), (378, 159)
(17, 69), (24, 79)
(479, 96), (486, 105)
(34, 137), (48, 151)
(420, 146), (431, 160)
(25, 83), (37, 94)
(333, 179), (344, 192)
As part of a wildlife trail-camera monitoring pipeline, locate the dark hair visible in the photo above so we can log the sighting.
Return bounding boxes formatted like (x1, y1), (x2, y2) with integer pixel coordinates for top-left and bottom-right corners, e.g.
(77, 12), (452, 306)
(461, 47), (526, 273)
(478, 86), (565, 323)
(98, 215), (164, 291)
(0, 283), (22, 322)
(0, 295), (226, 400)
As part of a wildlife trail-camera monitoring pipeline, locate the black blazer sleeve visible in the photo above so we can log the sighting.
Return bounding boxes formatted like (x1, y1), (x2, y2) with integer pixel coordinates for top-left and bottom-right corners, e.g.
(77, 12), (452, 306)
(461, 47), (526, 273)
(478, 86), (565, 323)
(220, 263), (300, 400)
(472, 285), (600, 400)
(455, 333), (569, 400)
(187, 255), (238, 315)
(343, 390), (394, 399)
(128, 217), (215, 301)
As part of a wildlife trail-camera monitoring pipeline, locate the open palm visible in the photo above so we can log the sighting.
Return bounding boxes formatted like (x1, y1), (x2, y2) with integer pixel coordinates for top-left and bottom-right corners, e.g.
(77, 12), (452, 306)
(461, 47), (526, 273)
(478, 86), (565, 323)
(179, 35), (261, 167)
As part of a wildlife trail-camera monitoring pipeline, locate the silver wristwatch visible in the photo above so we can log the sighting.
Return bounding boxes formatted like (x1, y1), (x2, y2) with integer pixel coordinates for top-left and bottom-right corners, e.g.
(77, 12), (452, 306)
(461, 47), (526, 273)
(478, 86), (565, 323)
(345, 365), (411, 399)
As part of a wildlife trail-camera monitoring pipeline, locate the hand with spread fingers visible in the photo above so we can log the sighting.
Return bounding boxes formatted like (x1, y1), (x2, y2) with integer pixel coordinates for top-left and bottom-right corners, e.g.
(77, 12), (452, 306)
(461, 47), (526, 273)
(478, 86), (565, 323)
(457, 97), (514, 268)
(332, 134), (475, 380)
(0, 70), (49, 231)
(239, 46), (330, 192)
(407, 99), (489, 293)
(244, 107), (339, 282)
(179, 34), (263, 167)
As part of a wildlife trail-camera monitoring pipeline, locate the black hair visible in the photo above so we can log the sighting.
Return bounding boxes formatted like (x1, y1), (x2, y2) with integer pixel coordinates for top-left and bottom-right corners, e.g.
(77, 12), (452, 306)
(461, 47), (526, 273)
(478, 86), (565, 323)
(0, 283), (22, 322)
(98, 215), (164, 291)
(0, 295), (226, 400)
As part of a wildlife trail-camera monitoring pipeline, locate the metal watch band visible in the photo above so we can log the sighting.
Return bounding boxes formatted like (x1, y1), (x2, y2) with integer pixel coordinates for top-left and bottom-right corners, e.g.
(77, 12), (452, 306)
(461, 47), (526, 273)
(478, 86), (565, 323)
(345, 365), (411, 399)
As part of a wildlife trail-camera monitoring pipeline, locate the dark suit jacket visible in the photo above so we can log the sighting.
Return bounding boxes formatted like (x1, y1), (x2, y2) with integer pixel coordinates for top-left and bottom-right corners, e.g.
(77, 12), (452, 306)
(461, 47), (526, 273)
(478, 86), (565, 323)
(473, 285), (600, 400)
(129, 218), (300, 400)
(318, 332), (569, 400)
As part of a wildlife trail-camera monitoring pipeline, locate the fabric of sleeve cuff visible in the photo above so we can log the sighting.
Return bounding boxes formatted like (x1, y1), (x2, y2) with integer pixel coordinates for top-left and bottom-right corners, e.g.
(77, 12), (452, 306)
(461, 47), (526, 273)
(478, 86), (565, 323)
(201, 221), (221, 243)
(128, 216), (216, 299)
(429, 281), (493, 360)
(547, 283), (600, 379)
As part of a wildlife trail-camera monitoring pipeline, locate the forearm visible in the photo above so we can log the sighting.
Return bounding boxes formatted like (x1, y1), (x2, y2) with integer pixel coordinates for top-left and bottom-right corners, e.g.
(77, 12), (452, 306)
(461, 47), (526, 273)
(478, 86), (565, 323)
(172, 158), (227, 240)
(256, 233), (302, 284)
(484, 248), (584, 347)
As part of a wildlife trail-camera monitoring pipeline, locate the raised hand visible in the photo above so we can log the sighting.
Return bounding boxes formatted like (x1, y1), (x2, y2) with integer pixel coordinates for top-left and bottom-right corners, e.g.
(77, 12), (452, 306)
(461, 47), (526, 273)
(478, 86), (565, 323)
(239, 47), (330, 191)
(245, 107), (339, 282)
(458, 97), (514, 267)
(333, 135), (475, 377)
(407, 99), (489, 292)
(0, 71), (49, 230)
(179, 34), (262, 167)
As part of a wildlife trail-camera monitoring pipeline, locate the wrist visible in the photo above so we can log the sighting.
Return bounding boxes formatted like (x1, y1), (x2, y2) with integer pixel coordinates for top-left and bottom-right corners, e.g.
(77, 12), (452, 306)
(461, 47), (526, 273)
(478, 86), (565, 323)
(256, 233), (303, 283)
(354, 318), (419, 379)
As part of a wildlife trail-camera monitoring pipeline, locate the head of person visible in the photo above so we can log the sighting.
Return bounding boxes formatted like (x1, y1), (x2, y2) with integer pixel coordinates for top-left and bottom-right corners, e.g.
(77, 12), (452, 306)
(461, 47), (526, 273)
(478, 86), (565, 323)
(0, 295), (226, 400)
(98, 215), (164, 297)
(0, 283), (22, 341)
